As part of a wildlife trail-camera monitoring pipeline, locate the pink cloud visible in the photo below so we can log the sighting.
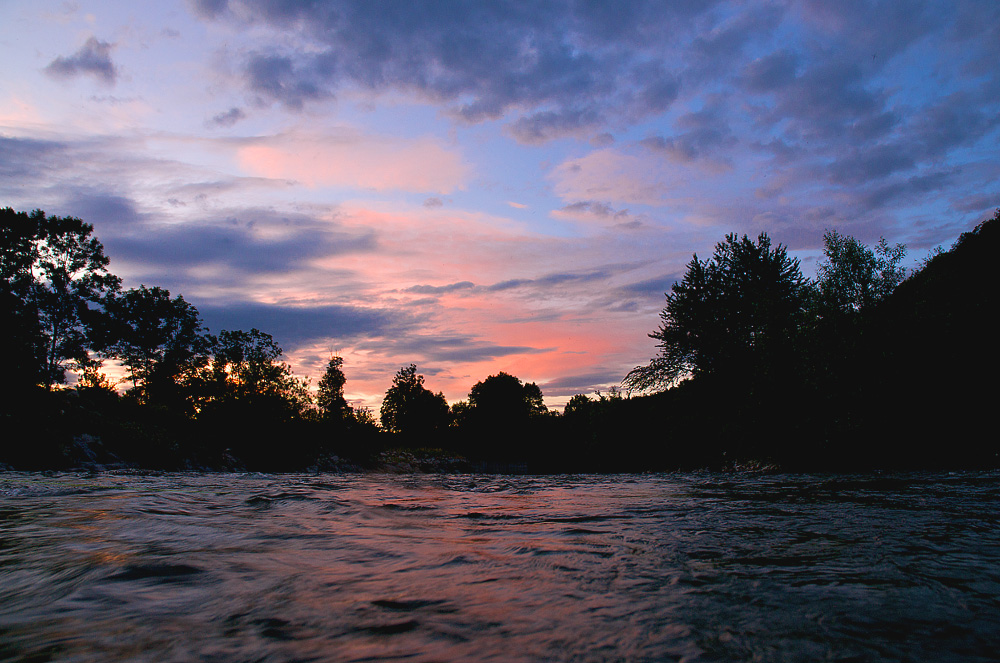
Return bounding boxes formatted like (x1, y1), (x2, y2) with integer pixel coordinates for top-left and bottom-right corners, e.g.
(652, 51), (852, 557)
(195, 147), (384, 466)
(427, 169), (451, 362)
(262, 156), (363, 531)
(207, 202), (682, 413)
(179, 200), (679, 376)
(238, 132), (470, 193)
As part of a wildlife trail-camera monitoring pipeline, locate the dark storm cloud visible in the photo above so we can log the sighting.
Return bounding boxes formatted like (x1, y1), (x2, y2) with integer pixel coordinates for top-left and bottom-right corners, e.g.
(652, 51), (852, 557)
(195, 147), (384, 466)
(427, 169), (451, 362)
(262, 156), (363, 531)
(44, 37), (118, 85)
(196, 301), (394, 349)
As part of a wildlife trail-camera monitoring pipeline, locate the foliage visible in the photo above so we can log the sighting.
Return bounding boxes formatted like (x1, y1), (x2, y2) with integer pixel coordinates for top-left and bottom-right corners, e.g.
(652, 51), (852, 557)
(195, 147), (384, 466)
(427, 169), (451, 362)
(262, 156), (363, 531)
(624, 233), (807, 392)
(563, 393), (593, 417)
(317, 355), (349, 421)
(6, 199), (995, 472)
(815, 230), (906, 316)
(351, 405), (379, 429)
(467, 371), (548, 424)
(198, 328), (311, 417)
(523, 381), (547, 416)
(563, 388), (623, 417)
(95, 285), (212, 405)
(379, 364), (450, 436)
(449, 400), (472, 428)
(0, 208), (41, 287)
(1, 209), (47, 386)
(0, 208), (120, 387)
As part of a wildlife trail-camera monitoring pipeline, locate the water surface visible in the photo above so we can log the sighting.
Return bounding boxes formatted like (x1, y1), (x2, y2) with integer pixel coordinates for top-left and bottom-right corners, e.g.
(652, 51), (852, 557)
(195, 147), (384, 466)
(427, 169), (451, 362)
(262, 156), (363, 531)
(2, 472), (998, 662)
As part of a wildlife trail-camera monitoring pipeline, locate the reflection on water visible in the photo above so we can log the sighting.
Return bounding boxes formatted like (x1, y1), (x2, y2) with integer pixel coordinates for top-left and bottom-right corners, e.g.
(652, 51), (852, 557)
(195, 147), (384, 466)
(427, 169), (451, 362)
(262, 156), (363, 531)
(1, 472), (999, 662)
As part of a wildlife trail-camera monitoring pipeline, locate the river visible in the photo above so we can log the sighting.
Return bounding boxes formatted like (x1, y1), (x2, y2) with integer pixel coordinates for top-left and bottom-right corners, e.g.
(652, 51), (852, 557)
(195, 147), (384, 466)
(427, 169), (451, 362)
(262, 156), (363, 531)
(2, 471), (998, 662)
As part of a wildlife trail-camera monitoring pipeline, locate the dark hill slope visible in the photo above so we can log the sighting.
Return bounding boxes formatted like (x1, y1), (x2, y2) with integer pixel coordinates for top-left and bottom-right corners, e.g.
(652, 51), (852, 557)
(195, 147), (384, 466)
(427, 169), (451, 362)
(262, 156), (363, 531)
(862, 211), (999, 466)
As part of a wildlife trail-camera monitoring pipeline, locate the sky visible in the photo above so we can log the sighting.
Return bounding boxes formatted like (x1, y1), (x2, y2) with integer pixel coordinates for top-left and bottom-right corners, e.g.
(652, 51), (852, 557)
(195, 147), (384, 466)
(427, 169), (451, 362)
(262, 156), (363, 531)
(1, 0), (998, 413)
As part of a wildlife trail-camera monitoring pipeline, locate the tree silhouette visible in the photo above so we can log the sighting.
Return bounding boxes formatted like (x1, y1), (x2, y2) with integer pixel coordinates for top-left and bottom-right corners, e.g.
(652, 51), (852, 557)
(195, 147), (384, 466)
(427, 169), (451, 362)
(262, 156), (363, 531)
(317, 355), (349, 422)
(467, 372), (547, 425)
(380, 364), (449, 437)
(199, 328), (310, 416)
(816, 230), (906, 317)
(34, 212), (121, 387)
(95, 285), (212, 406)
(1, 208), (47, 387)
(0, 208), (120, 388)
(625, 232), (807, 391)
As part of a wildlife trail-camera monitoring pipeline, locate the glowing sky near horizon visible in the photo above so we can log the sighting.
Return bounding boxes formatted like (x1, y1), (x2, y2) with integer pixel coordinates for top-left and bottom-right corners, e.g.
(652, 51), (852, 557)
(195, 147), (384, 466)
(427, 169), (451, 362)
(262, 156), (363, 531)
(1, 0), (997, 412)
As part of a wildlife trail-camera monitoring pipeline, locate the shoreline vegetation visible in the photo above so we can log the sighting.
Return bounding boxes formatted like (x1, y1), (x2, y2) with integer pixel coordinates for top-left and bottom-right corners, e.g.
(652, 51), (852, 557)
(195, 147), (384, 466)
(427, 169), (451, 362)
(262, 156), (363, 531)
(2, 206), (997, 474)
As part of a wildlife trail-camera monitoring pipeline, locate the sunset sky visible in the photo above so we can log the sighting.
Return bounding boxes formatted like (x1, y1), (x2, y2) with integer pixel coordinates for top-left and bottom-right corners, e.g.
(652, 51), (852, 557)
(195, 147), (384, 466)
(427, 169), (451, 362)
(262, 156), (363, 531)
(2, 0), (998, 411)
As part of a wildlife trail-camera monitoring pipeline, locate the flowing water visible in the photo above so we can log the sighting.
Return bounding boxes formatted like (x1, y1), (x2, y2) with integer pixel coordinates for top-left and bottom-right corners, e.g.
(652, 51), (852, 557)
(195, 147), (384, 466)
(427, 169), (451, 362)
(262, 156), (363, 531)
(1, 471), (998, 662)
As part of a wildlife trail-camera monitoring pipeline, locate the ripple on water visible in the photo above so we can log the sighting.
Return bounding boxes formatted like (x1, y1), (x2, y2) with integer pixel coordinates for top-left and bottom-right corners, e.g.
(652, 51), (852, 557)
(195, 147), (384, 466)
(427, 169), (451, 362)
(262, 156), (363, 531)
(1, 471), (1000, 662)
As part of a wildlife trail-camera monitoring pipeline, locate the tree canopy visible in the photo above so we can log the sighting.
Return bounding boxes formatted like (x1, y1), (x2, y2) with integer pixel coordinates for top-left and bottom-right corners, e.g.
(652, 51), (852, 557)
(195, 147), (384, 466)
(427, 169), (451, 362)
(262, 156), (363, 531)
(815, 230), (906, 316)
(95, 285), (211, 405)
(317, 355), (349, 422)
(624, 232), (807, 392)
(380, 364), (450, 436)
(1, 208), (120, 388)
(467, 372), (547, 425)
(198, 328), (311, 418)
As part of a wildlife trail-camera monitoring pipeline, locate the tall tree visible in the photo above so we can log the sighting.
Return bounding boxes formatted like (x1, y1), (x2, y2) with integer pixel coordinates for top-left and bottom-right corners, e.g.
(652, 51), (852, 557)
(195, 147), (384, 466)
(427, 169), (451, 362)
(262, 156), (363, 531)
(0, 209), (120, 388)
(316, 355), (349, 422)
(380, 364), (449, 436)
(95, 285), (212, 405)
(625, 233), (808, 392)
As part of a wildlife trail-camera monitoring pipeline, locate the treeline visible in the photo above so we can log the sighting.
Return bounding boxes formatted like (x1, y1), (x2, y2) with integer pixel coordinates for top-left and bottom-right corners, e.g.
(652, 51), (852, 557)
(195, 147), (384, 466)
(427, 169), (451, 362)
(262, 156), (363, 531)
(0, 207), (366, 469)
(2, 205), (997, 471)
(0, 206), (552, 470)
(564, 210), (1000, 471)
